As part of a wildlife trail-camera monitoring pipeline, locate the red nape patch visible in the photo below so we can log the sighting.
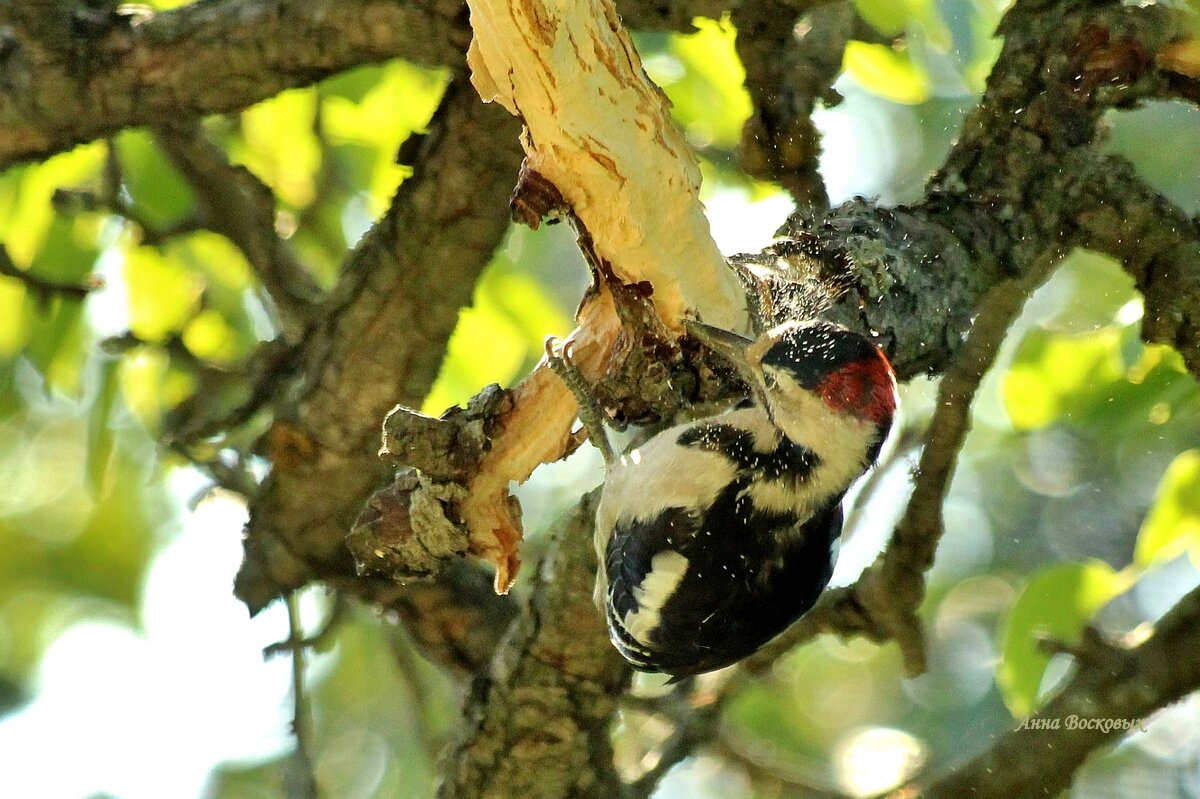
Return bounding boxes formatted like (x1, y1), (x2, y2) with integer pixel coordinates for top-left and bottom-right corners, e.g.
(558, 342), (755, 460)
(816, 349), (897, 423)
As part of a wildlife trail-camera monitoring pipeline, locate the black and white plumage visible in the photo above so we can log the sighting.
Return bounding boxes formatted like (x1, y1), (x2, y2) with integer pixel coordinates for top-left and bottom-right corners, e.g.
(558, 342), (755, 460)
(551, 319), (897, 678)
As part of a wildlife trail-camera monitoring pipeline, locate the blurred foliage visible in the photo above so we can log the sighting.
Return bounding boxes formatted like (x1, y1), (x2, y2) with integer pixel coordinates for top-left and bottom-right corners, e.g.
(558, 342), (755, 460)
(0, 1), (1199, 798)
(998, 561), (1132, 716)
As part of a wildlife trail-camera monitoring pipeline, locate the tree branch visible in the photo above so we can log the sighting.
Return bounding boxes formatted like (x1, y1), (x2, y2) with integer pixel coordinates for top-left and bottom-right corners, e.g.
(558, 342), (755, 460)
(0, 0), (740, 170)
(910, 583), (1200, 799)
(1067, 156), (1200, 374)
(154, 122), (322, 336)
(0, 0), (469, 168)
(437, 491), (630, 799)
(734, 0), (879, 208)
(233, 76), (525, 672)
(466, 0), (746, 331)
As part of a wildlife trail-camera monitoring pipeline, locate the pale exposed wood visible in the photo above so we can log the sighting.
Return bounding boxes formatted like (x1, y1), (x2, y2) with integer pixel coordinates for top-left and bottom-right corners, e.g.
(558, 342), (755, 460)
(465, 0), (748, 332)
(461, 290), (623, 591)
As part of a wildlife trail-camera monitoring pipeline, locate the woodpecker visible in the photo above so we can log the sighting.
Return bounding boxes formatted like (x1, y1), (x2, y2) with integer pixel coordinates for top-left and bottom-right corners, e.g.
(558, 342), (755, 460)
(548, 318), (897, 678)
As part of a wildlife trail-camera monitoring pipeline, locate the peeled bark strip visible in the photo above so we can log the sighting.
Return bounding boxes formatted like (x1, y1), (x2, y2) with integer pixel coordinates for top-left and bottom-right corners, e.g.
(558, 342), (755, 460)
(465, 0), (747, 331)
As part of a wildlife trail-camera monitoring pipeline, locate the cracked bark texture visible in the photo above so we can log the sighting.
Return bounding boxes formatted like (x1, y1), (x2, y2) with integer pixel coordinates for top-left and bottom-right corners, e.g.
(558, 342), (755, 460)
(233, 79), (525, 642)
(0, 0), (723, 168)
(437, 491), (630, 799)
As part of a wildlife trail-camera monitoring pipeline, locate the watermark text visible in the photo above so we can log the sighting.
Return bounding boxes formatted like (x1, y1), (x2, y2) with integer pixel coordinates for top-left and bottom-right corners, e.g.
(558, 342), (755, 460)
(1016, 716), (1148, 733)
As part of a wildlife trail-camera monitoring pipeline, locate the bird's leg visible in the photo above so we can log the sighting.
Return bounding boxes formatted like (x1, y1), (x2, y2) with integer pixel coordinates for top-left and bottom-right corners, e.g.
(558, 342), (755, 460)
(545, 337), (618, 466)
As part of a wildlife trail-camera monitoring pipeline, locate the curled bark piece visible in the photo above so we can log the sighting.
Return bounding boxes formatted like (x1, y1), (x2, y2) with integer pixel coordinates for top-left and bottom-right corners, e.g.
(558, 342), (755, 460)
(348, 469), (471, 581)
(381, 383), (513, 481)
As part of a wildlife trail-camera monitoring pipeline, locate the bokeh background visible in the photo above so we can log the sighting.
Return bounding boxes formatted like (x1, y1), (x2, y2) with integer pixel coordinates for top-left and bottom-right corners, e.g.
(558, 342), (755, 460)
(2, 0), (1199, 797)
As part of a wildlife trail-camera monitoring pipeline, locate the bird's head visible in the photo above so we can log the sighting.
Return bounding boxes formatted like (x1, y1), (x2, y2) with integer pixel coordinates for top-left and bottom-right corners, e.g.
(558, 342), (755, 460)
(686, 318), (897, 446)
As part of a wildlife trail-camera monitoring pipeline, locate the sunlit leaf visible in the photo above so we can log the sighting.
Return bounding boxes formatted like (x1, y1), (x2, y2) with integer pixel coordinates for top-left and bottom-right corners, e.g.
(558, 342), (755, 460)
(1002, 328), (1124, 430)
(182, 308), (239, 363)
(648, 16), (752, 150)
(0, 144), (104, 268)
(853, 0), (915, 37)
(998, 561), (1132, 716)
(1134, 449), (1200, 569)
(116, 339), (202, 436)
(0, 278), (29, 358)
(117, 131), (197, 230)
(237, 88), (321, 208)
(844, 42), (932, 105)
(1003, 324), (1198, 435)
(422, 302), (526, 415)
(483, 269), (573, 349)
(168, 234), (260, 361)
(421, 256), (571, 414)
(123, 247), (203, 342)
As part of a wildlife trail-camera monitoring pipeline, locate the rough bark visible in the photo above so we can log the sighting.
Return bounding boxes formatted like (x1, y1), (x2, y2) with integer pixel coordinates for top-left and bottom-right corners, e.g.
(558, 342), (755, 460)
(437, 492), (630, 799)
(234, 78), (524, 631)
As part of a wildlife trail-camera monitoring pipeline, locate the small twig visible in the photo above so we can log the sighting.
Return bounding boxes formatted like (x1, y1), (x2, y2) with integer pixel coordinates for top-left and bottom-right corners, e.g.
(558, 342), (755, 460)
(912, 583), (1200, 799)
(839, 422), (925, 541)
(283, 591), (320, 799)
(624, 688), (724, 799)
(733, 0), (885, 208)
(104, 139), (206, 244)
(264, 593), (348, 660)
(1033, 625), (1134, 674)
(154, 122), (322, 339)
(0, 243), (102, 309)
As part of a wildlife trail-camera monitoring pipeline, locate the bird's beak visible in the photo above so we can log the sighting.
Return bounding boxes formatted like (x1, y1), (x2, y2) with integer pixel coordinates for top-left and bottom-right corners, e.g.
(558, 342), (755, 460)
(683, 320), (759, 388)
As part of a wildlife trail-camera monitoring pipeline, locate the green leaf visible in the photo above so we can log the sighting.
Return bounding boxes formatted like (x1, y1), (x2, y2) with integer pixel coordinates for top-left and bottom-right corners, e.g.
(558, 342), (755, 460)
(1003, 324), (1197, 434)
(843, 41), (932, 105)
(852, 0), (912, 37)
(1003, 328), (1124, 430)
(421, 301), (527, 415)
(320, 63), (387, 104)
(117, 131), (198, 230)
(236, 88), (322, 208)
(853, 0), (950, 45)
(19, 214), (102, 393)
(998, 561), (1132, 716)
(650, 16), (753, 150)
(0, 144), (104, 268)
(86, 359), (122, 495)
(22, 298), (87, 395)
(123, 247), (203, 342)
(0, 276), (29, 358)
(1135, 449), (1200, 569)
(421, 254), (572, 415)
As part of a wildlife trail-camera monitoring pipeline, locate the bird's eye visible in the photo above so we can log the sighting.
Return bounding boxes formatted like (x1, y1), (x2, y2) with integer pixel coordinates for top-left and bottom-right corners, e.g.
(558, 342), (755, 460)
(762, 373), (779, 390)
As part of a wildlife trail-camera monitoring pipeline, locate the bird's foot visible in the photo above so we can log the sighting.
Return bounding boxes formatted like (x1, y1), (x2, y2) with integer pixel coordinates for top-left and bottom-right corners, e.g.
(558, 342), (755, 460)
(545, 336), (617, 465)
